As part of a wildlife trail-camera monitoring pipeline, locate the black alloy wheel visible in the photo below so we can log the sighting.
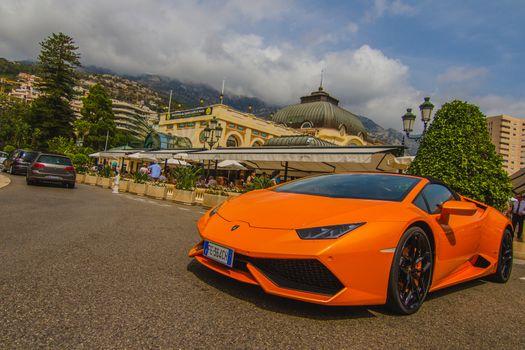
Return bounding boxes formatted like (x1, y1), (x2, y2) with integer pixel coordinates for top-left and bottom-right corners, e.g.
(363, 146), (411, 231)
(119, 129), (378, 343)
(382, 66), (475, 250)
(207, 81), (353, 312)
(387, 226), (433, 315)
(489, 229), (513, 283)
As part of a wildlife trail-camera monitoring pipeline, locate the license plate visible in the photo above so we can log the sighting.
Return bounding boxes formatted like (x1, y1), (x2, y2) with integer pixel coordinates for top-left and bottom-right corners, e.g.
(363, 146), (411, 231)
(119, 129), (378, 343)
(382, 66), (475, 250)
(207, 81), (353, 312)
(46, 176), (62, 180)
(203, 241), (234, 267)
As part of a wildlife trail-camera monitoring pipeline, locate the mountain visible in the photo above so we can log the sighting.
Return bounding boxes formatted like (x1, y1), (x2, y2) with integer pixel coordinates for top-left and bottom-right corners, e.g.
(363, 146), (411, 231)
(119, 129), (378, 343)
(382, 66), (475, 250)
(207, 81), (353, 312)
(358, 115), (418, 155)
(127, 74), (278, 117)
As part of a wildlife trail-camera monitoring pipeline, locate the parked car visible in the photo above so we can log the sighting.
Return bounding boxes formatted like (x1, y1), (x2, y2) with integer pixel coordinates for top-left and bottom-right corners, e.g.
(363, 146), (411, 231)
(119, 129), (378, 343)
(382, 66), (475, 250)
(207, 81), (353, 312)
(3, 149), (39, 175)
(0, 151), (8, 171)
(26, 153), (76, 188)
(189, 173), (513, 315)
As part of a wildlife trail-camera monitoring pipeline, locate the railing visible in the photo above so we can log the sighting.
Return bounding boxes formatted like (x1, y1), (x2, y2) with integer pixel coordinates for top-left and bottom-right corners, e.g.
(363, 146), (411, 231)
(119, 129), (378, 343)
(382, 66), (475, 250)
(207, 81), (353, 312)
(195, 188), (205, 203)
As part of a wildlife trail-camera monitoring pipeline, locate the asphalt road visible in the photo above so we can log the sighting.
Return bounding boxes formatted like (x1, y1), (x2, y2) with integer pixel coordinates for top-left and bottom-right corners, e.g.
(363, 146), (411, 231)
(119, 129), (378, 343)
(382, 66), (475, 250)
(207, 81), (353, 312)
(1, 175), (524, 349)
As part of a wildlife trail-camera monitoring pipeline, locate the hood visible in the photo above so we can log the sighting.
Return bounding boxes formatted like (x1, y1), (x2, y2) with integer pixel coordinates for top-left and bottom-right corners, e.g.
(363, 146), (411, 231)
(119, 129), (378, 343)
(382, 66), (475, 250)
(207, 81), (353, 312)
(218, 189), (398, 229)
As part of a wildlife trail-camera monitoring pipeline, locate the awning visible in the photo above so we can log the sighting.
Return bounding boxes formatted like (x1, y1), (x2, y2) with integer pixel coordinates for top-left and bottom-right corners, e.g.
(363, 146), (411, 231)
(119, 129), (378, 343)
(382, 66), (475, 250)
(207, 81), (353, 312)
(386, 156), (415, 170)
(148, 149), (196, 160)
(217, 160), (248, 171)
(89, 151), (128, 159)
(186, 146), (403, 174)
(126, 152), (157, 161)
(166, 158), (189, 166)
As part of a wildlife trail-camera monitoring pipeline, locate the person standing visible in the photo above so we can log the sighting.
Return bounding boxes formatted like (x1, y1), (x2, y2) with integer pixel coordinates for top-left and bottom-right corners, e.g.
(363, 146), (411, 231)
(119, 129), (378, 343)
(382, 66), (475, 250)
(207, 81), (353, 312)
(517, 195), (525, 241)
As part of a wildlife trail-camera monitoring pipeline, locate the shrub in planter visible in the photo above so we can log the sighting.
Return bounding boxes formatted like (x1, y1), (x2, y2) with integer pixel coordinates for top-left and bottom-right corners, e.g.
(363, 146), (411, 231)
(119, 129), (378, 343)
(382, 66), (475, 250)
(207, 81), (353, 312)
(129, 172), (148, 195)
(84, 172), (98, 185)
(119, 178), (130, 192)
(146, 181), (167, 199)
(172, 166), (202, 205)
(245, 176), (274, 191)
(96, 165), (113, 189)
(202, 186), (229, 208)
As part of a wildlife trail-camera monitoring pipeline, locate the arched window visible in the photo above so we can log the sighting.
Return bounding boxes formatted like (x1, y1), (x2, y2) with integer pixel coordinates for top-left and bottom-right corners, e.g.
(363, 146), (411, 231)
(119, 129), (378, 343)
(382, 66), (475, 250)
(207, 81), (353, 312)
(226, 135), (239, 147)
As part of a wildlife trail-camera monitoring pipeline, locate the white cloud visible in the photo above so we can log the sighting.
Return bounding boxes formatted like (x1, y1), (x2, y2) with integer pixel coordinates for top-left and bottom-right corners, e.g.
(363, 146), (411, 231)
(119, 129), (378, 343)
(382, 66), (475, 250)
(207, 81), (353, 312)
(474, 95), (525, 119)
(437, 66), (488, 83)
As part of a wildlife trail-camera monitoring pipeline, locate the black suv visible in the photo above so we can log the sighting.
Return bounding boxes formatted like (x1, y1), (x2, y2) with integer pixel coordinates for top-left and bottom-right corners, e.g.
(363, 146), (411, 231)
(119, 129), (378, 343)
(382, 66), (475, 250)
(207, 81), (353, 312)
(3, 149), (39, 175)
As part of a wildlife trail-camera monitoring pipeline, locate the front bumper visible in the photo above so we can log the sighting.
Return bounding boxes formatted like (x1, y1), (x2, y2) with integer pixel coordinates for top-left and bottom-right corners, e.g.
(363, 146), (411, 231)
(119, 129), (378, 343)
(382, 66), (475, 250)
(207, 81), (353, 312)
(189, 212), (403, 306)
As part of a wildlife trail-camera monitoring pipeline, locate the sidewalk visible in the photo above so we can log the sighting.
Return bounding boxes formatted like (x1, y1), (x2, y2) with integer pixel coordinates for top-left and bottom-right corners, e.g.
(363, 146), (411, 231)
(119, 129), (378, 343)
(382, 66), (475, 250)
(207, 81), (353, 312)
(0, 174), (10, 189)
(514, 240), (525, 260)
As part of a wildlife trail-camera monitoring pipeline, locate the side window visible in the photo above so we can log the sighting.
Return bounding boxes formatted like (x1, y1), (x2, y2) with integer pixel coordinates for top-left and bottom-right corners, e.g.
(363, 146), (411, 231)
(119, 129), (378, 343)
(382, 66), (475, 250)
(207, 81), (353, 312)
(421, 184), (455, 214)
(412, 193), (429, 213)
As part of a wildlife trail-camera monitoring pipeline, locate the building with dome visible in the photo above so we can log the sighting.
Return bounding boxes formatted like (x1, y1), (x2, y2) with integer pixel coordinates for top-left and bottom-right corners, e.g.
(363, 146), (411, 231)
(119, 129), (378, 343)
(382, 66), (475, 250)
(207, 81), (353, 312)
(272, 86), (368, 146)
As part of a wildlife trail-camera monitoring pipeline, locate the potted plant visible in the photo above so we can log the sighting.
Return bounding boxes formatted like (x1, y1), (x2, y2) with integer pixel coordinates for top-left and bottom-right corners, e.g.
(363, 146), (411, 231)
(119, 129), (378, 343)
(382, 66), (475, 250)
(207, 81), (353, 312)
(84, 168), (98, 185)
(146, 180), (167, 199)
(72, 154), (90, 184)
(202, 186), (229, 208)
(245, 176), (274, 191)
(225, 186), (244, 197)
(96, 165), (113, 189)
(172, 166), (202, 205)
(119, 174), (131, 192)
(129, 172), (148, 195)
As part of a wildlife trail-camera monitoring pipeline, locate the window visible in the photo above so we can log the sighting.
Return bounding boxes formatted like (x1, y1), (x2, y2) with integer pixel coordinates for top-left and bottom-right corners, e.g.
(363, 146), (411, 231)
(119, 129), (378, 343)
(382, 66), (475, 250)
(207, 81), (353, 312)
(416, 183), (456, 214)
(275, 174), (421, 201)
(226, 135), (239, 147)
(37, 155), (72, 166)
(412, 193), (428, 212)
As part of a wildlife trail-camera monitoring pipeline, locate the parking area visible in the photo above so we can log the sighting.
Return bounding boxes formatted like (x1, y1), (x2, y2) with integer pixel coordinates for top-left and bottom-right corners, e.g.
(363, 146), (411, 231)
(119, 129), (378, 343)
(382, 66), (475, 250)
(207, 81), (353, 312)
(1, 174), (524, 349)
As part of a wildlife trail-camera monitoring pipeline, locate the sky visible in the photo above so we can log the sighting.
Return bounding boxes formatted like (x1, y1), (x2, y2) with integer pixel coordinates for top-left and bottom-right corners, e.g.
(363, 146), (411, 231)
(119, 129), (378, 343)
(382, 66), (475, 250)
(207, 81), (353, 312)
(0, 0), (524, 130)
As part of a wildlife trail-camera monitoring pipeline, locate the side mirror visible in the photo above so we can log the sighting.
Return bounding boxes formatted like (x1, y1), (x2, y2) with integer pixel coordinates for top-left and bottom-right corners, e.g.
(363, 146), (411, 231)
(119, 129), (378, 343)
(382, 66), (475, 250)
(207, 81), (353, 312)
(439, 201), (477, 224)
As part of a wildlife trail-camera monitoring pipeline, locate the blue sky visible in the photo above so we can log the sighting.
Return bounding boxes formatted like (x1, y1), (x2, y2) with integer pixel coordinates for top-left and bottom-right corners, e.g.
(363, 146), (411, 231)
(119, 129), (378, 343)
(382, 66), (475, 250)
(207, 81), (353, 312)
(0, 0), (523, 129)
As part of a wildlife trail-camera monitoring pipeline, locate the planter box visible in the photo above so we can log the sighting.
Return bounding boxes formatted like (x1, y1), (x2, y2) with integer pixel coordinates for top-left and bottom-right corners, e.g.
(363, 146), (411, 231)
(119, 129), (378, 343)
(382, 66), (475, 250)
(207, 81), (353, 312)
(173, 189), (196, 205)
(146, 184), (167, 200)
(165, 184), (176, 200)
(226, 192), (242, 197)
(129, 182), (147, 196)
(97, 177), (112, 189)
(119, 179), (130, 193)
(202, 193), (229, 208)
(75, 173), (86, 184)
(84, 174), (98, 186)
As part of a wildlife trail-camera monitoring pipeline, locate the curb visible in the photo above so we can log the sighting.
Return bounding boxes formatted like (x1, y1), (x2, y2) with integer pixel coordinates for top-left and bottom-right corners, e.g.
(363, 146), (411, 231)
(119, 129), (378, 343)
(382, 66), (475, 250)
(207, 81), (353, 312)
(0, 174), (10, 189)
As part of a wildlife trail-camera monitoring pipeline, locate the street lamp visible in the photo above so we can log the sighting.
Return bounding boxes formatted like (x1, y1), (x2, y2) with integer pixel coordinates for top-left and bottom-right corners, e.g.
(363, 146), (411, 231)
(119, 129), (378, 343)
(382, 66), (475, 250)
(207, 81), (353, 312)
(401, 97), (435, 154)
(202, 116), (223, 177)
(202, 116), (223, 150)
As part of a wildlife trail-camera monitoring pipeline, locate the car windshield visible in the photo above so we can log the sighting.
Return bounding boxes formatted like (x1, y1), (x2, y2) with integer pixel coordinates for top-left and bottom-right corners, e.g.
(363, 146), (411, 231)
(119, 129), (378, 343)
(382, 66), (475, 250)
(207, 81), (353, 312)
(21, 151), (39, 162)
(274, 174), (421, 201)
(37, 155), (72, 166)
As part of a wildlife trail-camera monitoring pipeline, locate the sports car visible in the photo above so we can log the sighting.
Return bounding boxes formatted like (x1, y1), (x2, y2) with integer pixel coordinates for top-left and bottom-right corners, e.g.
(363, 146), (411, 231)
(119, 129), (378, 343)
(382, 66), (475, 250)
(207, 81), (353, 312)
(188, 173), (513, 314)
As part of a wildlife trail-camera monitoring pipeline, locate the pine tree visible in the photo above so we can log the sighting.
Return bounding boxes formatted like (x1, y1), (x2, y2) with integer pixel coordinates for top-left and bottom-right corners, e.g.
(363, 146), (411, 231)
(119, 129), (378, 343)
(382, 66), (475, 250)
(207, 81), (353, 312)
(30, 33), (81, 145)
(407, 100), (512, 210)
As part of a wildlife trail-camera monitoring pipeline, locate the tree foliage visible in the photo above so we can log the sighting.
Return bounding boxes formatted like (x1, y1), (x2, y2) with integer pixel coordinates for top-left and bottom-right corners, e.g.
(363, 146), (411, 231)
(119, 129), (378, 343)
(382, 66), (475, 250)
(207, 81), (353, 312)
(407, 100), (512, 210)
(79, 83), (115, 149)
(0, 93), (31, 148)
(36, 32), (81, 100)
(29, 32), (81, 147)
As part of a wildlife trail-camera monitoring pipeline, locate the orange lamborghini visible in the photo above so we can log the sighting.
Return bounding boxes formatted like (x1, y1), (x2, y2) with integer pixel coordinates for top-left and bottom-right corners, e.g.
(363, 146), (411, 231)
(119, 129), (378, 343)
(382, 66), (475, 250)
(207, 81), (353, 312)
(188, 173), (513, 314)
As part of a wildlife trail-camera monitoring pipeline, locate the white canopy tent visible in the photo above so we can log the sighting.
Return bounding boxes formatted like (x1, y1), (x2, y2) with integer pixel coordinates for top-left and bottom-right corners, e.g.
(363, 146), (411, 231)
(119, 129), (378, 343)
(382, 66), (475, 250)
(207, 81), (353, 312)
(126, 152), (158, 162)
(186, 146), (403, 179)
(217, 160), (248, 171)
(166, 158), (189, 166)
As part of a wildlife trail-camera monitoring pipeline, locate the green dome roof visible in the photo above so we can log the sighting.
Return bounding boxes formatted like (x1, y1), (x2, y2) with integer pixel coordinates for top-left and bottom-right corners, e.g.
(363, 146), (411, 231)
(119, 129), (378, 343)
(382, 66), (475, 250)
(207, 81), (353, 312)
(272, 87), (367, 138)
(264, 135), (336, 147)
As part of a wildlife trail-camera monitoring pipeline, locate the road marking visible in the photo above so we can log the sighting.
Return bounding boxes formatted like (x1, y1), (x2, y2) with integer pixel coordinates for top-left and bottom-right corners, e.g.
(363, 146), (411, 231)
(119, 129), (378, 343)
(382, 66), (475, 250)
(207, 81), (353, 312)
(520, 277), (525, 281)
(514, 259), (525, 265)
(178, 207), (190, 211)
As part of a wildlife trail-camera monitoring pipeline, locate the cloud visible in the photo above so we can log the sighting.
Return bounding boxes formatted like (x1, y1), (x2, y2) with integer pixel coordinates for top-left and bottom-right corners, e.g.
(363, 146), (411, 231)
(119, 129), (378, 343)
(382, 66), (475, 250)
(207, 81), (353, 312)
(473, 95), (525, 119)
(437, 66), (488, 83)
(364, 0), (416, 22)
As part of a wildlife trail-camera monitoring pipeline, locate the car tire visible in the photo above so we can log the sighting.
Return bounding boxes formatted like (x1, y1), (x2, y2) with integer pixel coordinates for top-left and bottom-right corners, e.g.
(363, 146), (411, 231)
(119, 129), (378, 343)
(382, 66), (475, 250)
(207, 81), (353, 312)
(488, 228), (513, 283)
(67, 182), (75, 189)
(387, 226), (433, 315)
(9, 165), (15, 175)
(26, 178), (34, 185)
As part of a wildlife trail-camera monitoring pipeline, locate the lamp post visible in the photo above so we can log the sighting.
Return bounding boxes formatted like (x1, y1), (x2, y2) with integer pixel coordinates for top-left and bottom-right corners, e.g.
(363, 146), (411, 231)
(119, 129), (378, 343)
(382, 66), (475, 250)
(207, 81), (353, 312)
(401, 97), (435, 155)
(202, 116), (223, 176)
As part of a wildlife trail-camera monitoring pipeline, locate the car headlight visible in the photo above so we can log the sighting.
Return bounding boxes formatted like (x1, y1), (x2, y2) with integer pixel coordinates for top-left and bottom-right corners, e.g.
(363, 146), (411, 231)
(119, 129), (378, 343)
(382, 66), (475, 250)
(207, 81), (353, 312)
(296, 223), (365, 240)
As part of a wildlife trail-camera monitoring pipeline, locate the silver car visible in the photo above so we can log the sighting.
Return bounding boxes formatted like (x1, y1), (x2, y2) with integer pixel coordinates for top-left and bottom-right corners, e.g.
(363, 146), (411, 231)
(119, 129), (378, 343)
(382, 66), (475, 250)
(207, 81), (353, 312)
(26, 153), (76, 188)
